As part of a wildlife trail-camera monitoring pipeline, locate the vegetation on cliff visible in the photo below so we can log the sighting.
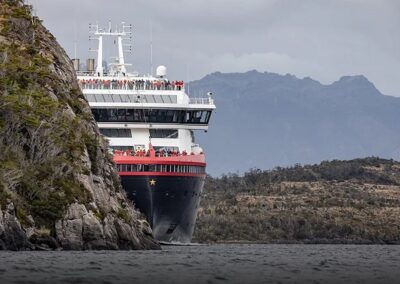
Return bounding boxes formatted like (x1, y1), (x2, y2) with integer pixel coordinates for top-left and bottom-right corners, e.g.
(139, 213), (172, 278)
(193, 157), (400, 244)
(0, 0), (159, 250)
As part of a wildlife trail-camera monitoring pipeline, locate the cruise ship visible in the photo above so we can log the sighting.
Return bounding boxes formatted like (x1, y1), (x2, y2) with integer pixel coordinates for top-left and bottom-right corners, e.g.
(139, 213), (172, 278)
(74, 23), (215, 242)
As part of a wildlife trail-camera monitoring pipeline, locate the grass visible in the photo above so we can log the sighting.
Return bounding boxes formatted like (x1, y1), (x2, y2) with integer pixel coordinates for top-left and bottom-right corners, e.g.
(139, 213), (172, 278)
(116, 208), (131, 223)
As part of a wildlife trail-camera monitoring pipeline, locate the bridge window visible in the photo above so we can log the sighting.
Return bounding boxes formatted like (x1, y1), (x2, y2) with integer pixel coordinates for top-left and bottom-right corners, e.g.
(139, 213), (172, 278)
(92, 109), (211, 124)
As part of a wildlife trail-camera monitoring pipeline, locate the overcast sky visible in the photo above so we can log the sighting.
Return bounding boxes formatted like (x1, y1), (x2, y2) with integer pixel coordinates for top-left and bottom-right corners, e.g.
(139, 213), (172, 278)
(29, 0), (400, 96)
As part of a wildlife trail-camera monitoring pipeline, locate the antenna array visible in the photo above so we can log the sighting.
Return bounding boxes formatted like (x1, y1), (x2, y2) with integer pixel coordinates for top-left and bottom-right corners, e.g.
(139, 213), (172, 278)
(87, 22), (133, 76)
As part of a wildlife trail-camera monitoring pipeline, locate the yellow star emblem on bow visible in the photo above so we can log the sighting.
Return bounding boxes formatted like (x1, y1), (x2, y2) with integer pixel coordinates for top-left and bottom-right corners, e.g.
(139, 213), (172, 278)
(149, 179), (156, 186)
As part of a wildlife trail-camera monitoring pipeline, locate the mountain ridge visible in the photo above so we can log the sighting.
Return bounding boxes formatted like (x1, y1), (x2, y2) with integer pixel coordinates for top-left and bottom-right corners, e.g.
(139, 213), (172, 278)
(189, 70), (400, 175)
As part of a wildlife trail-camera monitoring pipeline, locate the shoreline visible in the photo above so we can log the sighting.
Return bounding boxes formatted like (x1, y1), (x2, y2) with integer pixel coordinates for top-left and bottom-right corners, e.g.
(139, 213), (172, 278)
(193, 239), (400, 245)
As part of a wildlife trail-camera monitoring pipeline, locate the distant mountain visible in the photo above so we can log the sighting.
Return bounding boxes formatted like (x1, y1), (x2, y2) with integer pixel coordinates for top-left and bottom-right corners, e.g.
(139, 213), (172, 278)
(188, 70), (400, 176)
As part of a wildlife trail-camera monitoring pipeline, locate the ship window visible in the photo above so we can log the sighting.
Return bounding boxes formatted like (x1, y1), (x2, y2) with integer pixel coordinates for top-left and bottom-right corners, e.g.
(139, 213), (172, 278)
(148, 95), (156, 103)
(85, 94), (95, 102)
(126, 109), (134, 121)
(103, 94), (112, 102)
(100, 128), (132, 137)
(153, 146), (179, 152)
(200, 111), (209, 123)
(118, 109), (126, 120)
(91, 108), (211, 124)
(111, 146), (134, 151)
(108, 109), (118, 121)
(116, 164), (205, 174)
(163, 96), (170, 103)
(154, 95), (163, 103)
(150, 129), (178, 139)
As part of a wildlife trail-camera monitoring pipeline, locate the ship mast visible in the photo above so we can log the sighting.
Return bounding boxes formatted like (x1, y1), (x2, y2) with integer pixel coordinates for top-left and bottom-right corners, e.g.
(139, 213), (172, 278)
(89, 22), (132, 76)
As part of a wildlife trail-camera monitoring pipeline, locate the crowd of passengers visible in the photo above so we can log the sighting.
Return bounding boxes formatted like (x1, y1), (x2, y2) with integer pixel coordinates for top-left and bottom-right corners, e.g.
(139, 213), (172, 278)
(78, 78), (184, 91)
(111, 149), (200, 157)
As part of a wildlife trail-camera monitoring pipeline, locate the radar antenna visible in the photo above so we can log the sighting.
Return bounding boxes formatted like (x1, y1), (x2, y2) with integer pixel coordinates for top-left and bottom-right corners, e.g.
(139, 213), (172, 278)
(88, 22), (133, 76)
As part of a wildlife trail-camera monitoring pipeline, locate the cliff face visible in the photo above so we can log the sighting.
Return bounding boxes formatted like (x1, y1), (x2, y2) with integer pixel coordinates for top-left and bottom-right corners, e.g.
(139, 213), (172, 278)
(0, 1), (159, 250)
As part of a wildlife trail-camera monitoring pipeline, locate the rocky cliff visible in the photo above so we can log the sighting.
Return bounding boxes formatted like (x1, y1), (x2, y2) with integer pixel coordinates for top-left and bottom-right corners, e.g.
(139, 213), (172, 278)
(0, 0), (159, 250)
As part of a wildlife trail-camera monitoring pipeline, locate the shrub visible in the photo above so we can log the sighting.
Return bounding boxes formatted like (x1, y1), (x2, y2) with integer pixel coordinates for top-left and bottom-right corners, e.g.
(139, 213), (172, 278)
(116, 208), (131, 223)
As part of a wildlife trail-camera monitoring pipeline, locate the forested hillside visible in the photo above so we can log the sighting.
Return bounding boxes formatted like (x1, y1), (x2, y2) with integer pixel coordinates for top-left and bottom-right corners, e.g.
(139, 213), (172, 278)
(194, 158), (400, 244)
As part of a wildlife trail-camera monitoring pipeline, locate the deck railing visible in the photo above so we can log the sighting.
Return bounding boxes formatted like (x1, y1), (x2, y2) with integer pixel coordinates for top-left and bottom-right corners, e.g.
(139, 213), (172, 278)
(78, 79), (184, 91)
(112, 149), (203, 158)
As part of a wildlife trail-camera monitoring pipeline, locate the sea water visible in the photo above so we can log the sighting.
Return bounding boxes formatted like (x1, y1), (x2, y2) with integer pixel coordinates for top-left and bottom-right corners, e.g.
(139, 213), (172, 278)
(0, 244), (399, 283)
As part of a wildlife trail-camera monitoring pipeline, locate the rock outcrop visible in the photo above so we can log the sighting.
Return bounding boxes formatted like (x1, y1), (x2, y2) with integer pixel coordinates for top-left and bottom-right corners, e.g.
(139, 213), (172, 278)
(0, 0), (159, 250)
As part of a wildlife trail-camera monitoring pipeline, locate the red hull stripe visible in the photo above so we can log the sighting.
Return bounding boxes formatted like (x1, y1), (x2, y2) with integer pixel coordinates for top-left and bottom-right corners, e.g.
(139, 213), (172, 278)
(118, 172), (206, 177)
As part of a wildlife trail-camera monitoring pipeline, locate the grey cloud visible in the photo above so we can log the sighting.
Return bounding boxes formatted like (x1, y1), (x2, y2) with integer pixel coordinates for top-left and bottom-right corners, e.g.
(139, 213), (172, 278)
(30, 0), (400, 96)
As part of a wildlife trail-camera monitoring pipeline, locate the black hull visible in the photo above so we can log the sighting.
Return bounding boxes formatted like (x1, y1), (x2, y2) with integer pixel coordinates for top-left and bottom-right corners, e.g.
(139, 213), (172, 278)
(121, 175), (205, 243)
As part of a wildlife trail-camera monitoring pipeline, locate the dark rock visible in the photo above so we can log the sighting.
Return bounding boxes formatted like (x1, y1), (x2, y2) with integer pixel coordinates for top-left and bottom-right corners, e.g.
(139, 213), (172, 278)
(0, 1), (160, 250)
(1, 204), (31, 251)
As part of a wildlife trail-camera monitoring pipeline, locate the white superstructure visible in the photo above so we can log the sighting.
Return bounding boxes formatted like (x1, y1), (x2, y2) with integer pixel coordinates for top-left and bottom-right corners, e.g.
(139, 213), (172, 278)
(75, 22), (215, 155)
